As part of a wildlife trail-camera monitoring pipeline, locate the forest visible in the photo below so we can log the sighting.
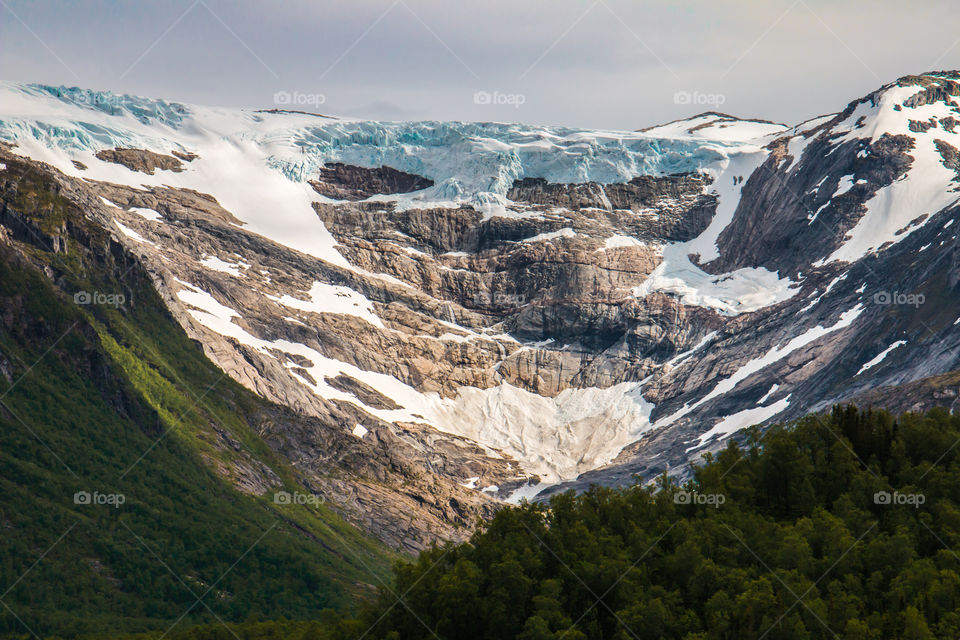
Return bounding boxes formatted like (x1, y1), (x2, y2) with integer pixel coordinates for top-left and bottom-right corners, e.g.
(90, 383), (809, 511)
(82, 405), (960, 640)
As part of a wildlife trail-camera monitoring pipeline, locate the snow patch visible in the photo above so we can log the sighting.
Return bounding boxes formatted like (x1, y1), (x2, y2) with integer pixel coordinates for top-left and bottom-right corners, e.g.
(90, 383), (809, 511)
(268, 281), (384, 329)
(200, 255), (245, 277)
(642, 114), (787, 143)
(666, 331), (717, 368)
(657, 305), (863, 428)
(635, 244), (799, 315)
(603, 234), (644, 249)
(521, 227), (576, 243)
(114, 221), (149, 243)
(505, 482), (547, 504)
(834, 174), (856, 197)
(690, 397), (791, 450)
(425, 381), (655, 482)
(130, 206), (162, 221)
(685, 147), (769, 263)
(176, 280), (651, 483)
(758, 384), (780, 404)
(822, 83), (960, 263)
(857, 340), (906, 375)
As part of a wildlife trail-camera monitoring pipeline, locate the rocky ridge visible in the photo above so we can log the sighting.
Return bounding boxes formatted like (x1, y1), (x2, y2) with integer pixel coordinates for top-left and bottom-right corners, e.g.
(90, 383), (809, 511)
(1, 73), (960, 536)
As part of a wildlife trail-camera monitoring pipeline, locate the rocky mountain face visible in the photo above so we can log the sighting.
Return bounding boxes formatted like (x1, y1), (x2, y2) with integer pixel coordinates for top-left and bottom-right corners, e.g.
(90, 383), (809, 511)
(2, 73), (960, 543)
(0, 147), (505, 554)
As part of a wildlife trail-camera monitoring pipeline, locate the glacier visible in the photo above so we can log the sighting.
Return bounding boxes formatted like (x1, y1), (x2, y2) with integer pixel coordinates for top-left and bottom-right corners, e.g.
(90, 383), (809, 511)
(1, 82), (749, 210)
(0, 80), (799, 486)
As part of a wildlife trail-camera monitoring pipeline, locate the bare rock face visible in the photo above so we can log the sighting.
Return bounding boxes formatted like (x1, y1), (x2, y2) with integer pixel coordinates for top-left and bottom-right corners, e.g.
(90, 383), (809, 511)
(95, 181), (243, 225)
(507, 174), (717, 241)
(0, 147), (512, 552)
(71, 151), (727, 499)
(540, 75), (960, 496)
(325, 374), (401, 410)
(94, 148), (185, 174)
(253, 402), (506, 553)
(705, 132), (915, 277)
(8, 71), (960, 550)
(309, 163), (434, 201)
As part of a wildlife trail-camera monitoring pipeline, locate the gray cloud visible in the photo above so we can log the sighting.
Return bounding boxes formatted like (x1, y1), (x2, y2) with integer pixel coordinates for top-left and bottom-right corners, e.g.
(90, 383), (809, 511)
(2, 0), (958, 130)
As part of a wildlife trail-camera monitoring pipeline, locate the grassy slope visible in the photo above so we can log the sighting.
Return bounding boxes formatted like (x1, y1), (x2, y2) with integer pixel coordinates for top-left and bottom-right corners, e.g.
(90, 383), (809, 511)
(0, 155), (394, 638)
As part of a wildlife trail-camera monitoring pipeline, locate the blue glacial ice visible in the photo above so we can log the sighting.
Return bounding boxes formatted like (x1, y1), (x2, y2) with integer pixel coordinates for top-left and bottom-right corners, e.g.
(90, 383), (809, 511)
(1, 83), (741, 206)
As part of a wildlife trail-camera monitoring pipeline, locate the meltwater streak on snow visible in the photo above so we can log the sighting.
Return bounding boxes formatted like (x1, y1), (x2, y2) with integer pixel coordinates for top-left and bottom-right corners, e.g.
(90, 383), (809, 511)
(857, 340), (907, 375)
(656, 305), (865, 430)
(689, 397), (791, 451)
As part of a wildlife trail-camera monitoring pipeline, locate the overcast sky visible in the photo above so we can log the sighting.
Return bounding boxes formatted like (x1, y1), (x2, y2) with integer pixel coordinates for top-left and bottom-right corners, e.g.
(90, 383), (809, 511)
(2, 0), (959, 130)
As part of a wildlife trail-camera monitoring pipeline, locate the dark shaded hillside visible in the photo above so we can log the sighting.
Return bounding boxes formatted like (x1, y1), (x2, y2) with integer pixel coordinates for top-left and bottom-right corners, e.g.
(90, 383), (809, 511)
(0, 152), (394, 638)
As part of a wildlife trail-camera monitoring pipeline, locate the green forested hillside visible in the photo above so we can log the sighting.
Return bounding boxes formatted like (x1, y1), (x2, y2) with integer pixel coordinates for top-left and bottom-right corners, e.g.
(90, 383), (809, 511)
(103, 405), (960, 640)
(0, 158), (393, 638)
(346, 406), (960, 640)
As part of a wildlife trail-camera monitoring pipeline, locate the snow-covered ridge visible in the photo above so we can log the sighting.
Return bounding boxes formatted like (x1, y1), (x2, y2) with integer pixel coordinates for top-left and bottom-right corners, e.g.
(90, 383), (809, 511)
(640, 112), (788, 142)
(0, 82), (770, 210)
(819, 80), (960, 264)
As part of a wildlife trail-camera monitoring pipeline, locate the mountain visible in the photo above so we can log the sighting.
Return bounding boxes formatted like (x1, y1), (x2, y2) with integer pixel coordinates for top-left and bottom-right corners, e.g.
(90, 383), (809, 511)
(0, 151), (398, 637)
(1, 72), (958, 527)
